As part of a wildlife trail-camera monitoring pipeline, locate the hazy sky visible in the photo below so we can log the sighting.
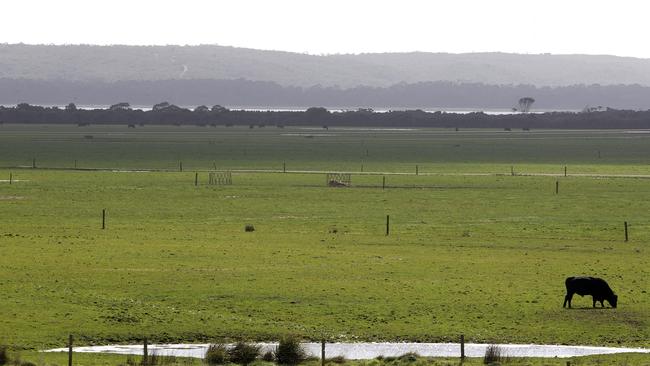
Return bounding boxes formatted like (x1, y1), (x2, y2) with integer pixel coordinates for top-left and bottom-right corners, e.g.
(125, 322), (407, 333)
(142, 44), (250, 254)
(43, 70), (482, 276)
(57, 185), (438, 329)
(2, 0), (649, 58)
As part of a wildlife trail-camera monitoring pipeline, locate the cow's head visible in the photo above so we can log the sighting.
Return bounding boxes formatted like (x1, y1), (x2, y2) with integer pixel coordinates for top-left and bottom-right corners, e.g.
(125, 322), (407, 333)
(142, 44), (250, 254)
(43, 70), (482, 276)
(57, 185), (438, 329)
(609, 294), (618, 308)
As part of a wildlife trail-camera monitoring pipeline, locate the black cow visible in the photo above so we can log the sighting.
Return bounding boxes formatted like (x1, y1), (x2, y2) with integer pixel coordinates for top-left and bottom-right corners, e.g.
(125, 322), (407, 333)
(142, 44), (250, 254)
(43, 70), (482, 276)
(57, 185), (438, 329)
(563, 276), (618, 308)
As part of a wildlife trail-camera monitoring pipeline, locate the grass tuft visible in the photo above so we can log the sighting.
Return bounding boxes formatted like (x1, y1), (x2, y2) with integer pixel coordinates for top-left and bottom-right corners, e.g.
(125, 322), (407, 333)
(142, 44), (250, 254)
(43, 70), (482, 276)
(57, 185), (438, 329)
(228, 342), (260, 365)
(205, 344), (229, 365)
(274, 336), (307, 365)
(483, 344), (507, 365)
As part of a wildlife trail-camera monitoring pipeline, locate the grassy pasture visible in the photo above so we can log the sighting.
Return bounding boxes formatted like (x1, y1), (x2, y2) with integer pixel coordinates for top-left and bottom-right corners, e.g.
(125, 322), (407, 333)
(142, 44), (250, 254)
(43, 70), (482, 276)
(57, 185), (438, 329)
(0, 124), (649, 352)
(2, 124), (650, 173)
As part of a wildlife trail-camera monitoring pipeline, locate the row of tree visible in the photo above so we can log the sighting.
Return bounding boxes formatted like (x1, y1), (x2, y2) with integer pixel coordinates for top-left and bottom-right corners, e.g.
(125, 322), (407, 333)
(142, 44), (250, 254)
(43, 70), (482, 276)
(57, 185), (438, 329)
(1, 103), (650, 129)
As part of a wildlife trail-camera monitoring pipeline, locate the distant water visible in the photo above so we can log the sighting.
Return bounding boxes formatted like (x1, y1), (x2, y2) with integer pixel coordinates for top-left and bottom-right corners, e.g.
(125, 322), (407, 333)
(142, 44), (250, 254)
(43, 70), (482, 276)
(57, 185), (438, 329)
(14, 104), (573, 115)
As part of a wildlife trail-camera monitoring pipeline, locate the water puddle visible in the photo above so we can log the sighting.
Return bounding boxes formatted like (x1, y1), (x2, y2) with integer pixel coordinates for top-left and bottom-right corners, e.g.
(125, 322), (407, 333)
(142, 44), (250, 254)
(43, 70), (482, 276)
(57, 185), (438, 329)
(45, 342), (650, 359)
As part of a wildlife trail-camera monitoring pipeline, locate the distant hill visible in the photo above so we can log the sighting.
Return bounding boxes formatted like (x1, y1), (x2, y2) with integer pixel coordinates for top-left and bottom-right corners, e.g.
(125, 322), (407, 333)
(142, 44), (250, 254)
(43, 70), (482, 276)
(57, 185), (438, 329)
(2, 44), (650, 88)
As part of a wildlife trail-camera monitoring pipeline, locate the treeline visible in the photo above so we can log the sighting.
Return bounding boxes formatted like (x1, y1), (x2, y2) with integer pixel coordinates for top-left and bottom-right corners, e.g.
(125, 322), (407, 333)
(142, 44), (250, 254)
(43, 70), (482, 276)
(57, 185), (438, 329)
(2, 103), (650, 129)
(2, 78), (650, 110)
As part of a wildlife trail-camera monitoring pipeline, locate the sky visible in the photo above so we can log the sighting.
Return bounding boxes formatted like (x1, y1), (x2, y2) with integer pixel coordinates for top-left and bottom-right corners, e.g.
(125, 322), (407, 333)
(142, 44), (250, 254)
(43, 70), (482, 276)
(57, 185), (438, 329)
(2, 0), (649, 58)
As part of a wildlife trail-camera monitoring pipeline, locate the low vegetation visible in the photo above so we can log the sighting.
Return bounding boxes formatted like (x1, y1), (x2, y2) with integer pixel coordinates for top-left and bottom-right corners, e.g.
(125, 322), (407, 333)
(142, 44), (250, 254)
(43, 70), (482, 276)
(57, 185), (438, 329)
(205, 344), (229, 365)
(483, 345), (506, 365)
(274, 337), (307, 365)
(229, 342), (261, 365)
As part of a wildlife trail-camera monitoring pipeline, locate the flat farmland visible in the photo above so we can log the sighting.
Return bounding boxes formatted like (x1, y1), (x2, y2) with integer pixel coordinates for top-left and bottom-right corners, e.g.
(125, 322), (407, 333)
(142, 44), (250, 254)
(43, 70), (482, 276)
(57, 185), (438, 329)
(2, 124), (650, 174)
(0, 124), (649, 350)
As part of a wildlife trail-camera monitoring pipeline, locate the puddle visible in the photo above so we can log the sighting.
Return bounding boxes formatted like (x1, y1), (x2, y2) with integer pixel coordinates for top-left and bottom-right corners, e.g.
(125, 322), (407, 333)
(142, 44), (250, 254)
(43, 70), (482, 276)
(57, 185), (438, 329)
(0, 196), (25, 200)
(45, 342), (650, 359)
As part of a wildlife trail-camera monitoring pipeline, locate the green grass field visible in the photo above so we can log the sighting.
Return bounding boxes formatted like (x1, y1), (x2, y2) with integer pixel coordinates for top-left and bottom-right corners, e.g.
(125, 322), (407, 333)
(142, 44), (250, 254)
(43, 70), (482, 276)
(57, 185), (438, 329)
(1, 125), (649, 357)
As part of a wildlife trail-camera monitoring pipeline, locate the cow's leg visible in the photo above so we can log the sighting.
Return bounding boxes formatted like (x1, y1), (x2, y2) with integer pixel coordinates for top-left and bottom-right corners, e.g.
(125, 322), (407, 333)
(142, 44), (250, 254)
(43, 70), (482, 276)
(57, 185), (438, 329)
(564, 292), (573, 308)
(600, 300), (605, 307)
(592, 297), (596, 307)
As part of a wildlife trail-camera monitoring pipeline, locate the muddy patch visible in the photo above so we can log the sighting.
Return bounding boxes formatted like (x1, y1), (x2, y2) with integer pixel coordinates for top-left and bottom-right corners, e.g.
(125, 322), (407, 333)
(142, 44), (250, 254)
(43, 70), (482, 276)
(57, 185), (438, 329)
(0, 196), (25, 200)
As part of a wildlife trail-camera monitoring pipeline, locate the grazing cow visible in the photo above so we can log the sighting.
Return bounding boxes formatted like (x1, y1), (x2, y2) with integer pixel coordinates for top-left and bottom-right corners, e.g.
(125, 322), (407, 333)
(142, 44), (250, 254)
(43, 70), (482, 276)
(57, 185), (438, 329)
(563, 276), (618, 308)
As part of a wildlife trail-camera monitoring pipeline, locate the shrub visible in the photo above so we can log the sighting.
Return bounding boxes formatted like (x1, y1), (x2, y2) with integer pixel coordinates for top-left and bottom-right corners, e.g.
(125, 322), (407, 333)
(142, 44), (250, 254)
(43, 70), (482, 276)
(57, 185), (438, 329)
(483, 344), (506, 365)
(261, 351), (274, 362)
(0, 345), (7, 366)
(228, 342), (260, 365)
(274, 336), (306, 365)
(397, 352), (419, 362)
(327, 355), (346, 364)
(205, 343), (229, 365)
(245, 225), (255, 232)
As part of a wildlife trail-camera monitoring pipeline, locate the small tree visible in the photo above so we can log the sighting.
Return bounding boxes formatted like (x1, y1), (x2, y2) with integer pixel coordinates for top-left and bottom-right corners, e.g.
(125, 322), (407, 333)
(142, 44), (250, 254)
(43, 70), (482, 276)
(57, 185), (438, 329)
(109, 102), (131, 110)
(65, 102), (77, 112)
(211, 105), (229, 113)
(517, 97), (535, 113)
(152, 101), (171, 111)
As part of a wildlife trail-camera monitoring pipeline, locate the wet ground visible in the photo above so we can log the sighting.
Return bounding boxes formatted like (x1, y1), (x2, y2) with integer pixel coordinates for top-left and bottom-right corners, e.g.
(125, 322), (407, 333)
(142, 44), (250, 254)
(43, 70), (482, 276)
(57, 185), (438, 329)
(46, 342), (650, 359)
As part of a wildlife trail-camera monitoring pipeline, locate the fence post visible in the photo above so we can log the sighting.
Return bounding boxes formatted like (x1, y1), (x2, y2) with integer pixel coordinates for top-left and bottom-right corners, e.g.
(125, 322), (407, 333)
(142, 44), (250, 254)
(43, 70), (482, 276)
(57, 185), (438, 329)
(33, 157), (36, 169)
(564, 166), (567, 177)
(416, 165), (419, 175)
(102, 209), (106, 230)
(179, 162), (183, 172)
(321, 340), (325, 366)
(283, 162), (286, 173)
(74, 160), (77, 169)
(195, 172), (198, 186)
(68, 334), (73, 366)
(382, 176), (385, 190)
(143, 338), (148, 366)
(555, 181), (559, 195)
(361, 164), (363, 173)
(510, 166), (514, 176)
(624, 221), (628, 242)
(9, 173), (12, 185)
(460, 334), (465, 360)
(386, 215), (390, 236)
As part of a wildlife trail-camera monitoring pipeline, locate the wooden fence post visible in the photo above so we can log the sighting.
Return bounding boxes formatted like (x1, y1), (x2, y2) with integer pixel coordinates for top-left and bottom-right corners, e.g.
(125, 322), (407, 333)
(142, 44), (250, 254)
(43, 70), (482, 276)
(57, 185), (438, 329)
(416, 165), (419, 175)
(9, 173), (12, 185)
(195, 172), (198, 186)
(386, 215), (390, 236)
(361, 164), (364, 173)
(624, 221), (628, 242)
(283, 162), (286, 173)
(564, 166), (567, 177)
(32, 157), (36, 169)
(510, 166), (514, 176)
(102, 209), (106, 230)
(382, 176), (385, 190)
(460, 334), (465, 360)
(555, 181), (559, 195)
(143, 337), (148, 366)
(68, 334), (73, 366)
(321, 340), (325, 366)
(179, 162), (183, 172)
